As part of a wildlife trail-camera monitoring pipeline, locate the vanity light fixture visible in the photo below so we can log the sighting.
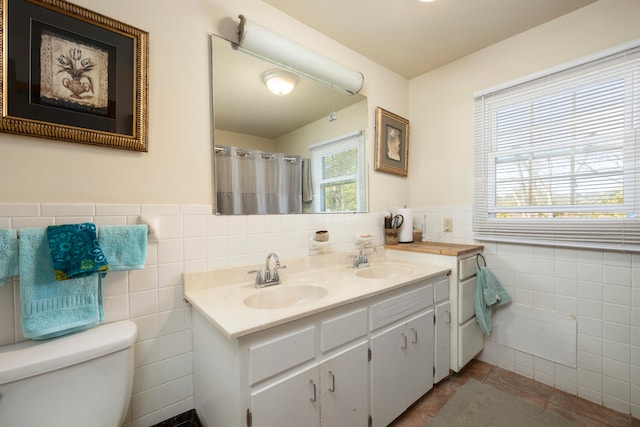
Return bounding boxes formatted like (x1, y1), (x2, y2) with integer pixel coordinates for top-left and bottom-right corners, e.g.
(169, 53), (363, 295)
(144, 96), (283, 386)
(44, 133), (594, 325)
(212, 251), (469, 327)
(262, 70), (299, 96)
(237, 15), (364, 95)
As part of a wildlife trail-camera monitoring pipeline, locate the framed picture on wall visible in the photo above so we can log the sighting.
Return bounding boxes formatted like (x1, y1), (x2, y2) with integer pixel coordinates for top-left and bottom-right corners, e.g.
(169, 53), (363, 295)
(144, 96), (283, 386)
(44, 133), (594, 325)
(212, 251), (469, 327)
(374, 107), (410, 176)
(0, 0), (149, 151)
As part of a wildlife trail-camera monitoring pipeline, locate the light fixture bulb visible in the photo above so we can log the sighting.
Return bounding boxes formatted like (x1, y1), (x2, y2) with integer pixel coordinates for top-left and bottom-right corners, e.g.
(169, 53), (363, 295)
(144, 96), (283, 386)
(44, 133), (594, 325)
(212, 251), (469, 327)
(262, 70), (299, 96)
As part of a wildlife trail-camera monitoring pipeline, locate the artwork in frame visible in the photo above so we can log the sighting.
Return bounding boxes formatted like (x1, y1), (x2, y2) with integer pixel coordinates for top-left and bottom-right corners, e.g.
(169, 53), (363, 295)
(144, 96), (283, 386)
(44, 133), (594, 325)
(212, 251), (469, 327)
(374, 107), (410, 176)
(1, 0), (149, 151)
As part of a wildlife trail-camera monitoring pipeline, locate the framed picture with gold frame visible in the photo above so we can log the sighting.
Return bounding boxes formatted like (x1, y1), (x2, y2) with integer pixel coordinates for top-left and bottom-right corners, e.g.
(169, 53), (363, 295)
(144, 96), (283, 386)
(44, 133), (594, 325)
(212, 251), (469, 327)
(1, 0), (149, 151)
(374, 107), (409, 176)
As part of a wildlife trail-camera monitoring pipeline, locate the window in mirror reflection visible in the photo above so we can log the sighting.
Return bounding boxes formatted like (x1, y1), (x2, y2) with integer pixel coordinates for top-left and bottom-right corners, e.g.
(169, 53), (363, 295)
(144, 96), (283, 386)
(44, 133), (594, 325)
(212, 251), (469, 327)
(309, 131), (365, 213)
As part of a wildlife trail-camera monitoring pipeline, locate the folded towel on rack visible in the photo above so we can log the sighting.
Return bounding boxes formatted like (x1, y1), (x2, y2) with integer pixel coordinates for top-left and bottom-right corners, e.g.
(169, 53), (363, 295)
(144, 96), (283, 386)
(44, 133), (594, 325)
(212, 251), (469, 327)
(99, 225), (148, 272)
(19, 228), (102, 340)
(47, 223), (109, 281)
(475, 265), (512, 335)
(0, 229), (19, 286)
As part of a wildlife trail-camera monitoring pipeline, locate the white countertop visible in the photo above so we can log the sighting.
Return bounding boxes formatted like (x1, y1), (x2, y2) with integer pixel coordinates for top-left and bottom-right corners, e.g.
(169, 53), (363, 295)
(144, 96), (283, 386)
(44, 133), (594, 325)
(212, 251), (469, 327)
(184, 251), (450, 339)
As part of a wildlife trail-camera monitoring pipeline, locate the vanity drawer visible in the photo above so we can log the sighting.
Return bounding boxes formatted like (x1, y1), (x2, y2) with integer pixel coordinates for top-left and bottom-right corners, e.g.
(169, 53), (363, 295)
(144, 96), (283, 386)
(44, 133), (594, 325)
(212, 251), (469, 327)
(459, 255), (478, 281)
(434, 277), (449, 303)
(370, 283), (433, 331)
(458, 276), (477, 324)
(458, 317), (484, 369)
(249, 326), (315, 385)
(321, 308), (368, 353)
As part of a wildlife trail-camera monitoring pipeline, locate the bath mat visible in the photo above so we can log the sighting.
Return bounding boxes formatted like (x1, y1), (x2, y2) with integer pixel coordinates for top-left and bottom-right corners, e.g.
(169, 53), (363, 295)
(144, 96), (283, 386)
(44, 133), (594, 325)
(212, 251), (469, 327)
(428, 379), (580, 427)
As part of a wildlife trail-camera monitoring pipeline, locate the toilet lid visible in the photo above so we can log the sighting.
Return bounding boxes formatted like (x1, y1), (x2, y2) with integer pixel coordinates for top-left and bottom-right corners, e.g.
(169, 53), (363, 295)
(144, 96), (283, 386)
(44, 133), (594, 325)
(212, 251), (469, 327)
(0, 320), (136, 385)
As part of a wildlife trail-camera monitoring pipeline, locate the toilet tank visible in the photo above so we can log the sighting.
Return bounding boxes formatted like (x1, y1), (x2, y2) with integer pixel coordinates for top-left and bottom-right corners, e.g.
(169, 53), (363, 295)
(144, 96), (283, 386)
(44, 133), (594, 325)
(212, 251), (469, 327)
(0, 320), (137, 427)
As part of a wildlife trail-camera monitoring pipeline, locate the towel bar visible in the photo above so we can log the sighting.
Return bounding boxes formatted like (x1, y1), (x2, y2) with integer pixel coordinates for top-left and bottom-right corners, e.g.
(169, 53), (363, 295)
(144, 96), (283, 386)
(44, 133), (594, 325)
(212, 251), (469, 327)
(15, 225), (151, 239)
(476, 253), (486, 268)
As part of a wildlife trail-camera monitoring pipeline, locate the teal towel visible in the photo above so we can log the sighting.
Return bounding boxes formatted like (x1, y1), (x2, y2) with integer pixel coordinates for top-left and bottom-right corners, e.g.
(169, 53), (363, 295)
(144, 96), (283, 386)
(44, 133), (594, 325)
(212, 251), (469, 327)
(0, 229), (19, 286)
(475, 266), (512, 335)
(19, 228), (102, 340)
(47, 223), (109, 281)
(99, 225), (148, 271)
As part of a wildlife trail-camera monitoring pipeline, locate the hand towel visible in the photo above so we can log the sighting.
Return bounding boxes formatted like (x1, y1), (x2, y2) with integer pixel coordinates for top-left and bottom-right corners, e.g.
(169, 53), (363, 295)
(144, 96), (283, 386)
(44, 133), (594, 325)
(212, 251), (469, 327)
(19, 228), (102, 340)
(47, 223), (109, 281)
(99, 225), (148, 271)
(475, 266), (512, 335)
(0, 229), (18, 286)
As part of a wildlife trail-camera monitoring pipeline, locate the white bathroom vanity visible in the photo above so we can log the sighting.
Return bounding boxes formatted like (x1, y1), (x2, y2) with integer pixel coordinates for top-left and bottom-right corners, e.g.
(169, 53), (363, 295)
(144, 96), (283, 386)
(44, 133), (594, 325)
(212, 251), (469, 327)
(386, 242), (484, 372)
(184, 252), (451, 427)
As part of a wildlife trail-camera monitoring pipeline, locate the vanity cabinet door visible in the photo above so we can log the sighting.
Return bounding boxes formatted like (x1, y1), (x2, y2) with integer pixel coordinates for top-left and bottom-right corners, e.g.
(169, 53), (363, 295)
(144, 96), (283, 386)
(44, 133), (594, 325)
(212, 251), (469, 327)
(369, 308), (435, 427)
(250, 342), (368, 427)
(320, 341), (369, 426)
(434, 302), (451, 383)
(370, 321), (407, 427)
(404, 310), (434, 406)
(250, 365), (320, 427)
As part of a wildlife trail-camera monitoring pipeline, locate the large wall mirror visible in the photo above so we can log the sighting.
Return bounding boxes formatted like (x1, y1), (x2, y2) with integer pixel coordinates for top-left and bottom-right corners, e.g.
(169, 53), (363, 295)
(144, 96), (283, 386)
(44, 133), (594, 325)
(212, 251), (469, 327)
(211, 34), (368, 215)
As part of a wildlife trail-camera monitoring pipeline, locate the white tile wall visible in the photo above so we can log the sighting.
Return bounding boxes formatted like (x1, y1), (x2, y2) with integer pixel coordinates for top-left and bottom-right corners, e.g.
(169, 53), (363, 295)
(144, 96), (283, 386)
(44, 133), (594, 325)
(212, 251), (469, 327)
(3, 202), (638, 421)
(416, 204), (640, 418)
(0, 202), (381, 427)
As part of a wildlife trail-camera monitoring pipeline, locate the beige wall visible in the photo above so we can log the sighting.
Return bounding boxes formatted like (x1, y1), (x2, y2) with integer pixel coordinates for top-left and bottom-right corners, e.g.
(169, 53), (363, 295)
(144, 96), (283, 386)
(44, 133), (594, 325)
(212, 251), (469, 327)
(0, 0), (409, 212)
(214, 130), (276, 152)
(2, 1), (637, 210)
(409, 0), (640, 207)
(276, 100), (368, 157)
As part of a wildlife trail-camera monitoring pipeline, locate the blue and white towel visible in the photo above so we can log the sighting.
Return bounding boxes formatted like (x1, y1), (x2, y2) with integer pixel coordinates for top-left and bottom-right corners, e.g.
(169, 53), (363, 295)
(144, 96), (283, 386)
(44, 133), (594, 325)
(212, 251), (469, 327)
(47, 223), (109, 281)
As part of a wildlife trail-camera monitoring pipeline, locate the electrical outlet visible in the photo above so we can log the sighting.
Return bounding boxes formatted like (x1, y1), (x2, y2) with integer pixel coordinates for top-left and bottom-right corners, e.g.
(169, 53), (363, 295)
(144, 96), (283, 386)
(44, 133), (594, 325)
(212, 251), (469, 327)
(443, 218), (453, 232)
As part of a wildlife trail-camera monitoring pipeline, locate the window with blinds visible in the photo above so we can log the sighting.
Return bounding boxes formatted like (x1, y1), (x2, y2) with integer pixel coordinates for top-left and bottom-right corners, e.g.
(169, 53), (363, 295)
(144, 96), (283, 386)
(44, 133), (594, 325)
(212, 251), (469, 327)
(474, 42), (640, 250)
(309, 131), (366, 213)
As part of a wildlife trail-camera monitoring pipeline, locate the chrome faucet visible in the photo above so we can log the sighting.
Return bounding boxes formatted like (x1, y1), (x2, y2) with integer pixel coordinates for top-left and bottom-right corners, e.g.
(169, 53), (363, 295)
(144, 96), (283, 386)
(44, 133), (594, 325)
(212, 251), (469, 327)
(352, 240), (376, 269)
(248, 252), (287, 288)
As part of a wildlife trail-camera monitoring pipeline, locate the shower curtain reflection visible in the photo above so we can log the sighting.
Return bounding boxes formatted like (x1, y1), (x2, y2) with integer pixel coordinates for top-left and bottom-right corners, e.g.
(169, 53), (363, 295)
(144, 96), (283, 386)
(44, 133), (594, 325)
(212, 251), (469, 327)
(215, 146), (302, 214)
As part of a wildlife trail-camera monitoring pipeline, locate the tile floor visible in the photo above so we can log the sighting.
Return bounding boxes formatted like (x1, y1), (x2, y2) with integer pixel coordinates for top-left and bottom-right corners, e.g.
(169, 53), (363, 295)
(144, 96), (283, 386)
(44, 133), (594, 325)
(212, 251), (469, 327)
(390, 360), (640, 427)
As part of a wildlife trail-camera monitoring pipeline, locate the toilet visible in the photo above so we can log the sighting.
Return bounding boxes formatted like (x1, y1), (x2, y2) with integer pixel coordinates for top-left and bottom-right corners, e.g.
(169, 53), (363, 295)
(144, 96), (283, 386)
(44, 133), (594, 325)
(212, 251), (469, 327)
(0, 320), (137, 427)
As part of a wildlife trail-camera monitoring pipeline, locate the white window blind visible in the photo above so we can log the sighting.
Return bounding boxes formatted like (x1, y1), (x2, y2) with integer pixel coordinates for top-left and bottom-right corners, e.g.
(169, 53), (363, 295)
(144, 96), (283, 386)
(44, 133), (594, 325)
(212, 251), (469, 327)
(309, 130), (366, 213)
(474, 43), (640, 250)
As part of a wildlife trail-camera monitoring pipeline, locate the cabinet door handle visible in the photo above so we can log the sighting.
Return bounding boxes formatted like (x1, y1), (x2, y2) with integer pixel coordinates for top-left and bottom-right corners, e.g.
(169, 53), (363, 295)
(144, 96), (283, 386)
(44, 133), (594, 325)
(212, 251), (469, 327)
(411, 327), (418, 344)
(445, 310), (451, 325)
(400, 332), (408, 349)
(328, 370), (336, 392)
(309, 379), (317, 402)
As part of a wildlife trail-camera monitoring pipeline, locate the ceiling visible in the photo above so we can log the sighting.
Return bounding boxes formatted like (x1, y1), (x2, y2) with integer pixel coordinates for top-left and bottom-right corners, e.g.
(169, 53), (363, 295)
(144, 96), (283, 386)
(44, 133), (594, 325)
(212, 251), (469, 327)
(262, 0), (597, 79)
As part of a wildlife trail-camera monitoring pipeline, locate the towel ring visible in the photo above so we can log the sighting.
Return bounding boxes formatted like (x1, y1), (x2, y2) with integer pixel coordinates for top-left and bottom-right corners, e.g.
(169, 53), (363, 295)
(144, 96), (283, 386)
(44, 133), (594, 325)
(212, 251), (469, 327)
(476, 253), (486, 268)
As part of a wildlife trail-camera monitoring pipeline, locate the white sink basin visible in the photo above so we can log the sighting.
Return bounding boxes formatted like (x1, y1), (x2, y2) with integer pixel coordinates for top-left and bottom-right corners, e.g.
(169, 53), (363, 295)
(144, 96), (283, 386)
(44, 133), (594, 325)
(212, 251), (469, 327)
(355, 265), (413, 280)
(243, 285), (328, 310)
